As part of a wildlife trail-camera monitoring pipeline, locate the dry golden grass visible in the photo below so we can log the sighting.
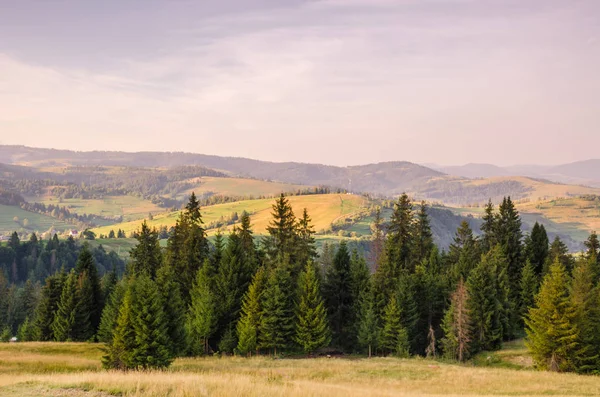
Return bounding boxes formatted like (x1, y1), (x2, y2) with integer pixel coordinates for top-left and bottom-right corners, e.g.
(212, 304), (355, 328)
(2, 342), (600, 396)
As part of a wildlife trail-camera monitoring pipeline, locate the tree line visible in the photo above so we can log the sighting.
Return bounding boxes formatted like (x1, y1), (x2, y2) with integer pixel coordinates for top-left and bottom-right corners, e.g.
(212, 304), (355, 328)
(2, 192), (598, 374)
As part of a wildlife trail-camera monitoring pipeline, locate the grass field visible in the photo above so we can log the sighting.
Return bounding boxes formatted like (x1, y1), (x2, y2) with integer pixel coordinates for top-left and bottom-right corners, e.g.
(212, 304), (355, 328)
(175, 177), (308, 200)
(0, 204), (77, 236)
(92, 194), (368, 237)
(1, 341), (600, 396)
(34, 196), (165, 223)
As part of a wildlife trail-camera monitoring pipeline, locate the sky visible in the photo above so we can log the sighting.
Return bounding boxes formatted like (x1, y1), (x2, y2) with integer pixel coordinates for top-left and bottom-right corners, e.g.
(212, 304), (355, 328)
(0, 0), (599, 166)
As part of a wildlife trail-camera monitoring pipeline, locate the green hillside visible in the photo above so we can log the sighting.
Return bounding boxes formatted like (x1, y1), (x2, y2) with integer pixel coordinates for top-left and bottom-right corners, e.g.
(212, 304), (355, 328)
(0, 204), (77, 236)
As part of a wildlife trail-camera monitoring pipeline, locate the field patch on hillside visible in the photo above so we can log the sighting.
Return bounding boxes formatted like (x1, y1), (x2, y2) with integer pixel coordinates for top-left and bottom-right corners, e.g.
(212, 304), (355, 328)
(0, 204), (77, 236)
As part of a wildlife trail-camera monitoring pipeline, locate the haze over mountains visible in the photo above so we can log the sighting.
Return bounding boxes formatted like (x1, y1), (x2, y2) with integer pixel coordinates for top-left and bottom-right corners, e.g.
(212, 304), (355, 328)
(1, 145), (600, 204)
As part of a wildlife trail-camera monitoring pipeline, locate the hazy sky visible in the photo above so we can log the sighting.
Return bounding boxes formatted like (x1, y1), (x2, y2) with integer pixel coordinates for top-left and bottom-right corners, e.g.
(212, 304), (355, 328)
(1, 0), (599, 166)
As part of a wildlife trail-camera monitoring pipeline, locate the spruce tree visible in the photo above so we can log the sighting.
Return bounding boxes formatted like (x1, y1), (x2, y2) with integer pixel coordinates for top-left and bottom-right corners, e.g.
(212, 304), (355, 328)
(525, 223), (549, 277)
(156, 264), (186, 357)
(265, 194), (298, 263)
(103, 281), (136, 370)
(385, 193), (414, 272)
(297, 208), (317, 266)
(187, 265), (216, 356)
(52, 270), (78, 341)
(526, 258), (579, 372)
(519, 260), (538, 322)
(130, 275), (173, 369)
(259, 264), (294, 355)
(370, 207), (385, 272)
(441, 279), (471, 362)
(379, 295), (409, 357)
(496, 197), (523, 294)
(545, 236), (574, 276)
(34, 270), (65, 341)
(447, 221), (479, 283)
(480, 200), (497, 253)
(97, 279), (126, 343)
(128, 221), (162, 279)
(356, 287), (379, 358)
(74, 245), (102, 336)
(236, 267), (267, 356)
(570, 257), (600, 373)
(323, 241), (354, 350)
(412, 201), (434, 265)
(466, 249), (503, 352)
(294, 262), (330, 355)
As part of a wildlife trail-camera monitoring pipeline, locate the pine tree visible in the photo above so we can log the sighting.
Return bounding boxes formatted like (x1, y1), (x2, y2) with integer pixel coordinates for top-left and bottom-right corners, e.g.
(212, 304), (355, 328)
(34, 270), (65, 341)
(585, 231), (600, 260)
(156, 264), (186, 357)
(103, 281), (136, 370)
(129, 275), (173, 369)
(296, 208), (317, 266)
(323, 241), (354, 350)
(379, 295), (409, 357)
(496, 197), (523, 294)
(259, 264), (294, 355)
(396, 272), (419, 352)
(441, 279), (471, 362)
(526, 258), (579, 372)
(356, 287), (379, 358)
(370, 207), (385, 272)
(74, 245), (102, 337)
(187, 265), (216, 356)
(570, 257), (600, 373)
(480, 200), (496, 253)
(294, 262), (330, 355)
(349, 249), (370, 344)
(236, 267), (267, 356)
(466, 249), (503, 352)
(412, 201), (434, 265)
(128, 221), (162, 279)
(519, 260), (538, 322)
(52, 270), (78, 341)
(447, 221), (479, 283)
(385, 194), (414, 272)
(265, 194), (298, 263)
(97, 279), (126, 343)
(525, 223), (549, 277)
(545, 236), (574, 276)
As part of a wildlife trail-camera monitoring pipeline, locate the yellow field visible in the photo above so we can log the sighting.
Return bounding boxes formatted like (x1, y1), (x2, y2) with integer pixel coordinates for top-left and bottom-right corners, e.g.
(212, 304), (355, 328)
(176, 177), (308, 200)
(467, 176), (600, 202)
(517, 196), (600, 234)
(92, 194), (367, 236)
(1, 342), (600, 396)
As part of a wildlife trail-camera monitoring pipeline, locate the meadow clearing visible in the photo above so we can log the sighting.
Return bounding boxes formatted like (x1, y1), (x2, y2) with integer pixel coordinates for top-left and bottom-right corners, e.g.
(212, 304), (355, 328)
(1, 341), (600, 397)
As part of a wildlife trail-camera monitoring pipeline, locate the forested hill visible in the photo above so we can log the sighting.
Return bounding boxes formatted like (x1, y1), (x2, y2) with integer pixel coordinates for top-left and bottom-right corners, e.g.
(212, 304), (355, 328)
(0, 145), (443, 194)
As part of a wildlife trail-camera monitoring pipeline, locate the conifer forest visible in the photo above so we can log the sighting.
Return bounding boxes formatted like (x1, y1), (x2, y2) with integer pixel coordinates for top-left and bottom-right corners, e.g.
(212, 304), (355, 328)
(2, 191), (599, 376)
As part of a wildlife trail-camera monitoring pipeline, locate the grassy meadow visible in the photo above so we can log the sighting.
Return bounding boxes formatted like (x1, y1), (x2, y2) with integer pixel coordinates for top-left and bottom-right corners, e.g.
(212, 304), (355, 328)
(175, 177), (308, 200)
(92, 194), (368, 237)
(1, 341), (600, 396)
(0, 204), (77, 236)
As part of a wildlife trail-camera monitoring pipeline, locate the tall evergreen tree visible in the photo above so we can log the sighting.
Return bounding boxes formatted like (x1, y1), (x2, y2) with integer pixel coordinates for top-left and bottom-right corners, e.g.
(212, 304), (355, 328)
(52, 270), (78, 341)
(519, 260), (538, 322)
(323, 241), (354, 350)
(496, 197), (523, 294)
(74, 245), (102, 336)
(441, 279), (471, 362)
(379, 295), (409, 357)
(236, 267), (267, 356)
(34, 270), (65, 341)
(447, 221), (479, 283)
(570, 257), (600, 373)
(259, 264), (294, 355)
(412, 201), (434, 265)
(525, 223), (549, 277)
(97, 279), (126, 343)
(356, 286), (379, 358)
(103, 281), (136, 370)
(156, 264), (186, 357)
(128, 221), (162, 279)
(265, 194), (298, 263)
(187, 265), (216, 356)
(545, 236), (574, 276)
(129, 275), (173, 369)
(385, 194), (414, 272)
(480, 200), (497, 253)
(296, 208), (317, 266)
(294, 262), (330, 355)
(370, 207), (385, 272)
(526, 258), (579, 372)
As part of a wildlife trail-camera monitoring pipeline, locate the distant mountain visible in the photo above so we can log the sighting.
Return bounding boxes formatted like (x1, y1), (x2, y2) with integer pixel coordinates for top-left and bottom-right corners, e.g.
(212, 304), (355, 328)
(433, 163), (510, 179)
(0, 145), (444, 195)
(547, 160), (600, 183)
